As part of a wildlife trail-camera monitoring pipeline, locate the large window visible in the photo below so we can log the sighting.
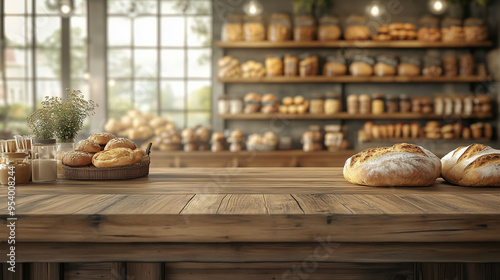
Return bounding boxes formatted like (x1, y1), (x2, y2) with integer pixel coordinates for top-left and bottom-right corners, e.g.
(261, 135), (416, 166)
(1, 0), (88, 134)
(107, 0), (212, 128)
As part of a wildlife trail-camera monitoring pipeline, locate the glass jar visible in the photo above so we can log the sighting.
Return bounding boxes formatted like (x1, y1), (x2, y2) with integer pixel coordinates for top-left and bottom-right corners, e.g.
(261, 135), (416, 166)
(417, 16), (441, 41)
(459, 54), (474, 76)
(268, 13), (291, 42)
(442, 54), (458, 76)
(371, 93), (385, 114)
(464, 18), (488, 42)
(359, 94), (371, 114)
(374, 55), (397, 77)
(347, 94), (359, 114)
(31, 139), (57, 183)
(317, 15), (341, 41)
(294, 15), (316, 41)
(323, 56), (347, 77)
(57, 141), (75, 178)
(385, 95), (399, 113)
(441, 17), (464, 42)
(243, 15), (265, 42)
(349, 55), (374, 77)
(310, 93), (324, 114)
(299, 54), (318, 77)
(398, 56), (421, 77)
(344, 15), (370, 40)
(399, 94), (411, 113)
(265, 55), (283, 77)
(229, 142), (243, 152)
(229, 96), (243, 114)
(221, 14), (244, 42)
(422, 56), (443, 77)
(284, 54), (298, 77)
(0, 152), (31, 185)
(217, 95), (230, 114)
(324, 92), (341, 114)
(434, 96), (444, 115)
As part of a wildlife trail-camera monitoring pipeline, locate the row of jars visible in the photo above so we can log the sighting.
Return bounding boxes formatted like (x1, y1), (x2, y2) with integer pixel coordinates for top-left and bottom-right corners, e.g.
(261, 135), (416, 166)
(419, 16), (488, 42)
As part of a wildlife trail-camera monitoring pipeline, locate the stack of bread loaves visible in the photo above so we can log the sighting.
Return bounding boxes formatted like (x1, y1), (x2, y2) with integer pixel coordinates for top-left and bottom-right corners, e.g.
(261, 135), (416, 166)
(62, 133), (145, 168)
(104, 110), (171, 140)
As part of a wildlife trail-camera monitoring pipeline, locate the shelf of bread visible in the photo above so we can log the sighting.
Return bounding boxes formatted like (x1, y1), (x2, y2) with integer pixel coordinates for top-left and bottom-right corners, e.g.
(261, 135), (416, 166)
(218, 112), (492, 120)
(217, 40), (493, 49)
(218, 75), (490, 83)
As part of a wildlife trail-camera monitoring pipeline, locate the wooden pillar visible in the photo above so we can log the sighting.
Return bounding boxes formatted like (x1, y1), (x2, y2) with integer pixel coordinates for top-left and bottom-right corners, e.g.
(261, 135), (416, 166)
(111, 262), (127, 280)
(126, 263), (163, 280)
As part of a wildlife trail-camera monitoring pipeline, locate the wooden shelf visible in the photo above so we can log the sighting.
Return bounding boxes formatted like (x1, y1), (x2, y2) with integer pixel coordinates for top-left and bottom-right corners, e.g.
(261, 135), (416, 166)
(218, 113), (493, 120)
(218, 76), (491, 83)
(217, 40), (494, 49)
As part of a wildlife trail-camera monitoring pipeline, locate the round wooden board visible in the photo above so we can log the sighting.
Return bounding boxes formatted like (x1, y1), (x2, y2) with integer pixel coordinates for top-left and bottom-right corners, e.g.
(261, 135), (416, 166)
(63, 156), (150, 180)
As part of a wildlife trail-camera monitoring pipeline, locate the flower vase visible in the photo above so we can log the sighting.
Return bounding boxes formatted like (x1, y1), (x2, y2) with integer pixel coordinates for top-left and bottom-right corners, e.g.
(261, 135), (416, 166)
(57, 140), (75, 178)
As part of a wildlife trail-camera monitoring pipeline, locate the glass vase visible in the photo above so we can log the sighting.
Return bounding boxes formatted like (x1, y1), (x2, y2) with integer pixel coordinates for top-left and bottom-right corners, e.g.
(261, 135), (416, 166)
(57, 140), (75, 178)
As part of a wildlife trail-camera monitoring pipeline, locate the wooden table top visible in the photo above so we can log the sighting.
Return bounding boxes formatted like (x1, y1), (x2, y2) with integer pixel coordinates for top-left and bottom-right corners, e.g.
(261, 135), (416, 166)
(1, 167), (500, 244)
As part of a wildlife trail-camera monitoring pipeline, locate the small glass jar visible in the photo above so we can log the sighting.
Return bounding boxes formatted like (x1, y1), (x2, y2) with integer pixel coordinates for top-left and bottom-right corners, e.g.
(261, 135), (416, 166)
(284, 54), (298, 77)
(464, 18), (488, 42)
(422, 56), (443, 77)
(324, 92), (341, 114)
(221, 14), (244, 42)
(31, 139), (57, 183)
(229, 96), (243, 115)
(243, 15), (265, 42)
(418, 16), (441, 41)
(344, 15), (370, 40)
(385, 95), (399, 113)
(398, 56), (421, 77)
(399, 94), (411, 113)
(459, 54), (474, 76)
(310, 93), (324, 114)
(374, 55), (397, 77)
(442, 54), (458, 76)
(217, 95), (230, 114)
(359, 94), (371, 114)
(441, 17), (464, 43)
(323, 56), (347, 77)
(349, 55), (374, 77)
(0, 152), (31, 185)
(347, 94), (359, 114)
(434, 96), (444, 115)
(265, 55), (283, 77)
(294, 15), (316, 41)
(371, 93), (385, 114)
(299, 54), (318, 77)
(268, 13), (291, 42)
(317, 15), (341, 41)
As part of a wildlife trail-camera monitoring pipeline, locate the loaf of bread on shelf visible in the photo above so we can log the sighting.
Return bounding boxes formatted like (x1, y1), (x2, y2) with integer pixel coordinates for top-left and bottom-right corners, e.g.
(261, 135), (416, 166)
(441, 144), (500, 187)
(343, 143), (441, 187)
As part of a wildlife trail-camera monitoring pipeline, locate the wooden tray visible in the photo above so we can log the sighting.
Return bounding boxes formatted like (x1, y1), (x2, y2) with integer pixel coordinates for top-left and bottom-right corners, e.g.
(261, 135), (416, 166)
(63, 156), (150, 180)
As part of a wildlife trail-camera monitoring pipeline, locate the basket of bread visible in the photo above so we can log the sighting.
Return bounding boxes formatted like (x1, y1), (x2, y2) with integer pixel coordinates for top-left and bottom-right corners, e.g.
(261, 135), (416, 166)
(62, 133), (151, 180)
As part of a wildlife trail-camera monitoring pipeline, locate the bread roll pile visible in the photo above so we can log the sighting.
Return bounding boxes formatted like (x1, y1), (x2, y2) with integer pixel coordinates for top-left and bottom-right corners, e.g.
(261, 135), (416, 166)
(279, 95), (309, 115)
(63, 133), (145, 168)
(104, 110), (171, 140)
(373, 23), (417, 41)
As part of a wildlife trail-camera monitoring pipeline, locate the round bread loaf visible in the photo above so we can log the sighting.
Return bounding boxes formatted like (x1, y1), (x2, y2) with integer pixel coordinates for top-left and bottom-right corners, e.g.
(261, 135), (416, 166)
(89, 133), (116, 145)
(343, 143), (441, 187)
(133, 149), (145, 164)
(92, 148), (136, 168)
(75, 139), (102, 153)
(441, 144), (500, 187)
(62, 151), (93, 167)
(104, 137), (137, 150)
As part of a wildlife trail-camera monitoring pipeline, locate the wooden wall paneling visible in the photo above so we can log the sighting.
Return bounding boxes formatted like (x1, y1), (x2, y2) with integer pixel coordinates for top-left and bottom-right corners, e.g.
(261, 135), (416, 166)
(2, 263), (27, 280)
(126, 263), (163, 280)
(464, 263), (500, 280)
(417, 263), (464, 280)
(63, 263), (112, 280)
(111, 262), (126, 280)
(29, 263), (61, 280)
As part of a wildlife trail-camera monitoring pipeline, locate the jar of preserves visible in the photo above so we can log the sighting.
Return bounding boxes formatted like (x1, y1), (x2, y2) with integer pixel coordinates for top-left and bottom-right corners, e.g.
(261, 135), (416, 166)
(385, 95), (399, 113)
(441, 17), (464, 42)
(345, 15), (370, 40)
(412, 98), (421, 113)
(294, 15), (316, 41)
(374, 55), (397, 77)
(442, 54), (458, 76)
(434, 96), (444, 115)
(243, 15), (265, 42)
(324, 92), (341, 114)
(459, 54), (474, 76)
(464, 17), (488, 42)
(422, 56), (443, 77)
(217, 95), (229, 114)
(229, 95), (243, 114)
(371, 93), (385, 114)
(284, 54), (298, 76)
(398, 56), (421, 77)
(0, 152), (31, 185)
(323, 56), (347, 77)
(347, 94), (359, 114)
(418, 16), (441, 41)
(31, 139), (57, 183)
(265, 55), (283, 77)
(221, 14), (244, 42)
(299, 54), (318, 77)
(399, 94), (411, 113)
(359, 94), (371, 114)
(317, 15), (341, 41)
(268, 13), (292, 42)
(349, 55), (374, 77)
(310, 93), (324, 114)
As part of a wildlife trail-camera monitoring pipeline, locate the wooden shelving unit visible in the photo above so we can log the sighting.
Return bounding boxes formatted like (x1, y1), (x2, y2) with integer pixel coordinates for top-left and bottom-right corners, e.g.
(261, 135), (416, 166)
(218, 76), (491, 83)
(218, 113), (493, 120)
(217, 40), (494, 49)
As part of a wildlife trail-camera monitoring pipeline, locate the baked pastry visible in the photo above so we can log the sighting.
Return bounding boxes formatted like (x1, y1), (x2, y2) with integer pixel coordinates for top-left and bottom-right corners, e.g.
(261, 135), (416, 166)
(89, 133), (116, 146)
(343, 143), (441, 187)
(92, 148), (136, 168)
(104, 137), (137, 151)
(62, 151), (93, 167)
(75, 139), (102, 153)
(441, 144), (500, 187)
(133, 149), (145, 164)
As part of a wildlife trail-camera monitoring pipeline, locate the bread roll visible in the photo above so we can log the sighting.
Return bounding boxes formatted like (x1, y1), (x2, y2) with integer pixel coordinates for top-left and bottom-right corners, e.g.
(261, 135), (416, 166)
(89, 133), (116, 145)
(441, 144), (500, 187)
(62, 151), (93, 167)
(133, 149), (146, 164)
(75, 139), (102, 153)
(104, 137), (137, 150)
(343, 143), (441, 187)
(92, 148), (136, 168)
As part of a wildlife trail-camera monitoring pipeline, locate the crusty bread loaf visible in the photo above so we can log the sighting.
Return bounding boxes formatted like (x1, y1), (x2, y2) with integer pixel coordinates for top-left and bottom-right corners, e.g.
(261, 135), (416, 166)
(62, 151), (93, 167)
(104, 137), (137, 150)
(133, 149), (145, 164)
(343, 143), (441, 187)
(92, 148), (136, 168)
(75, 139), (102, 153)
(441, 144), (500, 187)
(89, 133), (116, 145)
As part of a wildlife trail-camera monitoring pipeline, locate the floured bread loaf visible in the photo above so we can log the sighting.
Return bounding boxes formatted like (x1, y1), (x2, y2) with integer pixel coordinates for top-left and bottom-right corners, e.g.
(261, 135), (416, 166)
(343, 143), (441, 186)
(441, 144), (500, 187)
(92, 148), (136, 168)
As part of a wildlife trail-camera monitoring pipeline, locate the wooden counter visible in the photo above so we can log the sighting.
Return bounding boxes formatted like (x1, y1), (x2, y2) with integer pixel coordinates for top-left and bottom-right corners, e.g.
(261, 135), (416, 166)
(1, 168), (500, 279)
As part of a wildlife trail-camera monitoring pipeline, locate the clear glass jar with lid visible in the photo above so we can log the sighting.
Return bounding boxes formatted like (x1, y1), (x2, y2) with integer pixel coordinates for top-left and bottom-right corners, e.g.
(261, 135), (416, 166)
(317, 15), (341, 41)
(349, 55), (374, 77)
(344, 15), (370, 40)
(417, 16), (441, 41)
(0, 152), (31, 185)
(31, 139), (57, 182)
(371, 93), (385, 114)
(324, 92), (341, 114)
(464, 18), (488, 42)
(217, 95), (230, 115)
(323, 56), (347, 77)
(268, 13), (291, 42)
(441, 17), (464, 42)
(221, 14), (244, 42)
(309, 93), (325, 114)
(374, 55), (397, 77)
(398, 56), (421, 77)
(243, 15), (265, 42)
(423, 56), (443, 77)
(284, 54), (298, 76)
(293, 15), (316, 41)
(229, 95), (243, 115)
